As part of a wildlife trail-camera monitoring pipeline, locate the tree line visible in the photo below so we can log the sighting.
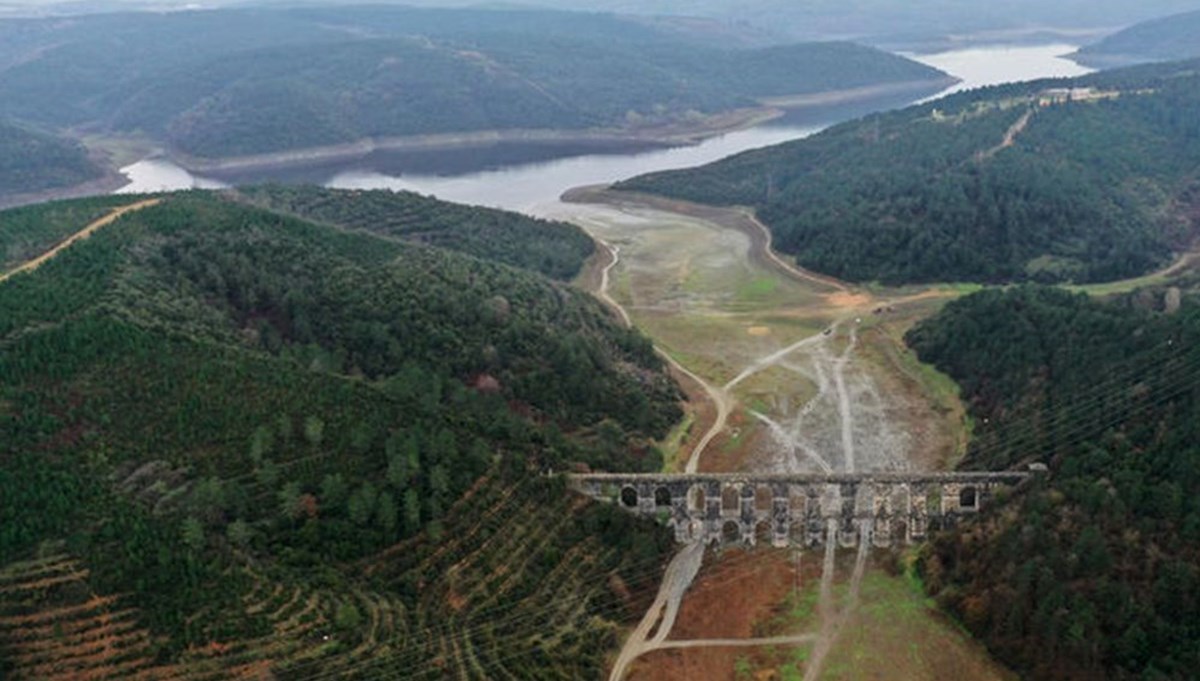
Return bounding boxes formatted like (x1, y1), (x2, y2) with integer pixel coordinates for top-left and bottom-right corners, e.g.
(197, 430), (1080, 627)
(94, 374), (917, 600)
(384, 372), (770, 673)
(623, 59), (1200, 285)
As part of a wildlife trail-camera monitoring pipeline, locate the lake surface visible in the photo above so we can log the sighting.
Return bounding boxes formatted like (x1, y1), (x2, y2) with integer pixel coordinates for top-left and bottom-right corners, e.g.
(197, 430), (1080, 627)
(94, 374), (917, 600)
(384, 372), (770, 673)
(116, 43), (1093, 213)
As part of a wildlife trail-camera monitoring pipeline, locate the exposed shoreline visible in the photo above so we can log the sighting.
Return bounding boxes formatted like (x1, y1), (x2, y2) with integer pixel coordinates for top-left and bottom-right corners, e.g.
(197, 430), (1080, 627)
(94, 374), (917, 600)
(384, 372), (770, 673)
(562, 184), (850, 294)
(169, 77), (957, 177)
(0, 168), (127, 212)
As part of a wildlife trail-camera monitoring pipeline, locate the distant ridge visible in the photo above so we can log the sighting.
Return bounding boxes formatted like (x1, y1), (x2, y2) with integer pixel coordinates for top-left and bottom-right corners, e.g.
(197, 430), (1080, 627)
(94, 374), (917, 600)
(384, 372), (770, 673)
(0, 6), (950, 163)
(1071, 9), (1200, 67)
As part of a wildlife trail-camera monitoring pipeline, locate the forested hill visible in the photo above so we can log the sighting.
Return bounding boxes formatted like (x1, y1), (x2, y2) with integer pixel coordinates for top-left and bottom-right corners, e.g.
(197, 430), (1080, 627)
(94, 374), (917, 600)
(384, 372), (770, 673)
(620, 60), (1200, 286)
(502, 0), (1199, 46)
(0, 191), (680, 679)
(0, 120), (102, 203)
(906, 285), (1200, 679)
(1072, 10), (1200, 68)
(0, 6), (950, 159)
(240, 185), (594, 281)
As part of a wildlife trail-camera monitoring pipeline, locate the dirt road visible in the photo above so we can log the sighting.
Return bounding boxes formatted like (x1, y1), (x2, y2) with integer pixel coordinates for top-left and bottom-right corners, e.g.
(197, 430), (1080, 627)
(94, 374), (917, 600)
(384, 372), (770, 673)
(566, 190), (918, 680)
(0, 199), (161, 284)
(803, 521), (873, 681)
(832, 325), (860, 473)
(980, 108), (1034, 160)
(608, 541), (705, 681)
(724, 331), (832, 391)
(736, 208), (849, 293)
(590, 238), (731, 475)
(653, 634), (817, 650)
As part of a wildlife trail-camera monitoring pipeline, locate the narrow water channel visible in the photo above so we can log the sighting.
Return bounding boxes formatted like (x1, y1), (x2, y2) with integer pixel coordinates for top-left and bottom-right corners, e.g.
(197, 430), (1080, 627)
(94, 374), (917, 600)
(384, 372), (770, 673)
(115, 43), (1092, 214)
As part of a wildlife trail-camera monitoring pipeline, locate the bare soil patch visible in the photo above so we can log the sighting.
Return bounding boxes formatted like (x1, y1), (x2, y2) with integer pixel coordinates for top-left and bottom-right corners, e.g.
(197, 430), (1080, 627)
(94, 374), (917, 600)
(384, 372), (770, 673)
(696, 410), (767, 474)
(826, 292), (872, 309)
(629, 549), (804, 681)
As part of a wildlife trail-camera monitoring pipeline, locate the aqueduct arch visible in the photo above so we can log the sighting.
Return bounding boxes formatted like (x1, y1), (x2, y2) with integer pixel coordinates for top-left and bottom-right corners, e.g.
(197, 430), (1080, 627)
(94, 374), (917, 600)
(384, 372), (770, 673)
(570, 471), (1036, 548)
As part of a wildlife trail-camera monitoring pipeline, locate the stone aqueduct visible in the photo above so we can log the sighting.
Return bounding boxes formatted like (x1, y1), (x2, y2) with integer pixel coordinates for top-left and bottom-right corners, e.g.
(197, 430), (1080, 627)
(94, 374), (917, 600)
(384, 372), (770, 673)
(569, 472), (1036, 548)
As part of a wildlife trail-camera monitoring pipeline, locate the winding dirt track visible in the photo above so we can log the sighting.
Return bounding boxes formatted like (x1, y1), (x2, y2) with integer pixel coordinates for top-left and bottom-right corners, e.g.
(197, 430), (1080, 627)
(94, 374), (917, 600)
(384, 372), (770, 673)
(736, 208), (847, 293)
(724, 331), (831, 391)
(576, 193), (882, 681)
(595, 240), (633, 328)
(832, 325), (859, 474)
(607, 541), (705, 681)
(0, 199), (161, 284)
(592, 239), (732, 475)
(653, 634), (817, 650)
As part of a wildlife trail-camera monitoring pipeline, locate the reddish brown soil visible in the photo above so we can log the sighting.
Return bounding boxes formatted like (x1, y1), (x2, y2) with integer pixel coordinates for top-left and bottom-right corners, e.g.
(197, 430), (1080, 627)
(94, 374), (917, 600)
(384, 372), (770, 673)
(696, 410), (765, 474)
(628, 549), (809, 681)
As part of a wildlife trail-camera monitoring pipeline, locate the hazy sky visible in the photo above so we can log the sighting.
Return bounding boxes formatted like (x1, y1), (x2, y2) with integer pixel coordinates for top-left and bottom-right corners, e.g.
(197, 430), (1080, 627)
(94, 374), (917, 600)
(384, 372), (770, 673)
(3, 0), (1198, 45)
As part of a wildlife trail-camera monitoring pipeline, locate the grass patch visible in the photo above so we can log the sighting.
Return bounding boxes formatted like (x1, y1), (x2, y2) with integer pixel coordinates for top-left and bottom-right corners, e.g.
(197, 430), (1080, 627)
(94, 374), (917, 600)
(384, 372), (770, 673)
(658, 411), (695, 472)
(735, 366), (819, 419)
(815, 561), (1015, 681)
(736, 276), (780, 301)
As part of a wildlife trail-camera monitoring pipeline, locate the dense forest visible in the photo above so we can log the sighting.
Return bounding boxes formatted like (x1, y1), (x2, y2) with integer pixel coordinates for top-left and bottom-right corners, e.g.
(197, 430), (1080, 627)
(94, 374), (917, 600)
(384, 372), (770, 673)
(0, 120), (102, 201)
(0, 195), (136, 271)
(240, 185), (595, 281)
(0, 190), (681, 679)
(622, 60), (1200, 285)
(1072, 10), (1200, 67)
(0, 6), (949, 159)
(907, 285), (1200, 679)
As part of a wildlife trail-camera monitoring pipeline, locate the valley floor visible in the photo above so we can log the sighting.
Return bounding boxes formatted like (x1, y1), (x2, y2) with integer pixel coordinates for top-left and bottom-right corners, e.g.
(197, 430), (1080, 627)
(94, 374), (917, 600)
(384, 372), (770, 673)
(552, 190), (1005, 680)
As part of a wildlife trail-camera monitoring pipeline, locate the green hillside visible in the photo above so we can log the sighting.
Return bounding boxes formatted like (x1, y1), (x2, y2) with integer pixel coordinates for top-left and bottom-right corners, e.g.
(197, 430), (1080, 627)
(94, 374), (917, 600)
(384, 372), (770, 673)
(0, 120), (102, 201)
(0, 6), (950, 159)
(907, 285), (1200, 679)
(0, 191), (680, 679)
(0, 195), (137, 271)
(620, 60), (1200, 286)
(239, 186), (595, 281)
(1073, 10), (1200, 67)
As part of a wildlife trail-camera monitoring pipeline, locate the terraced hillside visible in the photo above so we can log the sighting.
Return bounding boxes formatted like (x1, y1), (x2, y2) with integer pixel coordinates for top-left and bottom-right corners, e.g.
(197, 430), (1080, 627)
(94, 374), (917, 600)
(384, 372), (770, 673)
(0, 191), (679, 679)
(621, 59), (1200, 285)
(240, 186), (595, 280)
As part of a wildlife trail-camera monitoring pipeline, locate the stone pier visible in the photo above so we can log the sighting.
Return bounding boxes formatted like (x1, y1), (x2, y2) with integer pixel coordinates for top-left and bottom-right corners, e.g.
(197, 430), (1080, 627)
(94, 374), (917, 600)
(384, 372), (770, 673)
(568, 471), (1034, 547)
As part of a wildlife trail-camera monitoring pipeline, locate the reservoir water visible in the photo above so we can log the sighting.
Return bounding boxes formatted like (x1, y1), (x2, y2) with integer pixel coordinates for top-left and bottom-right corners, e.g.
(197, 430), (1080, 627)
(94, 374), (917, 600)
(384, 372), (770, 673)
(116, 43), (1092, 214)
